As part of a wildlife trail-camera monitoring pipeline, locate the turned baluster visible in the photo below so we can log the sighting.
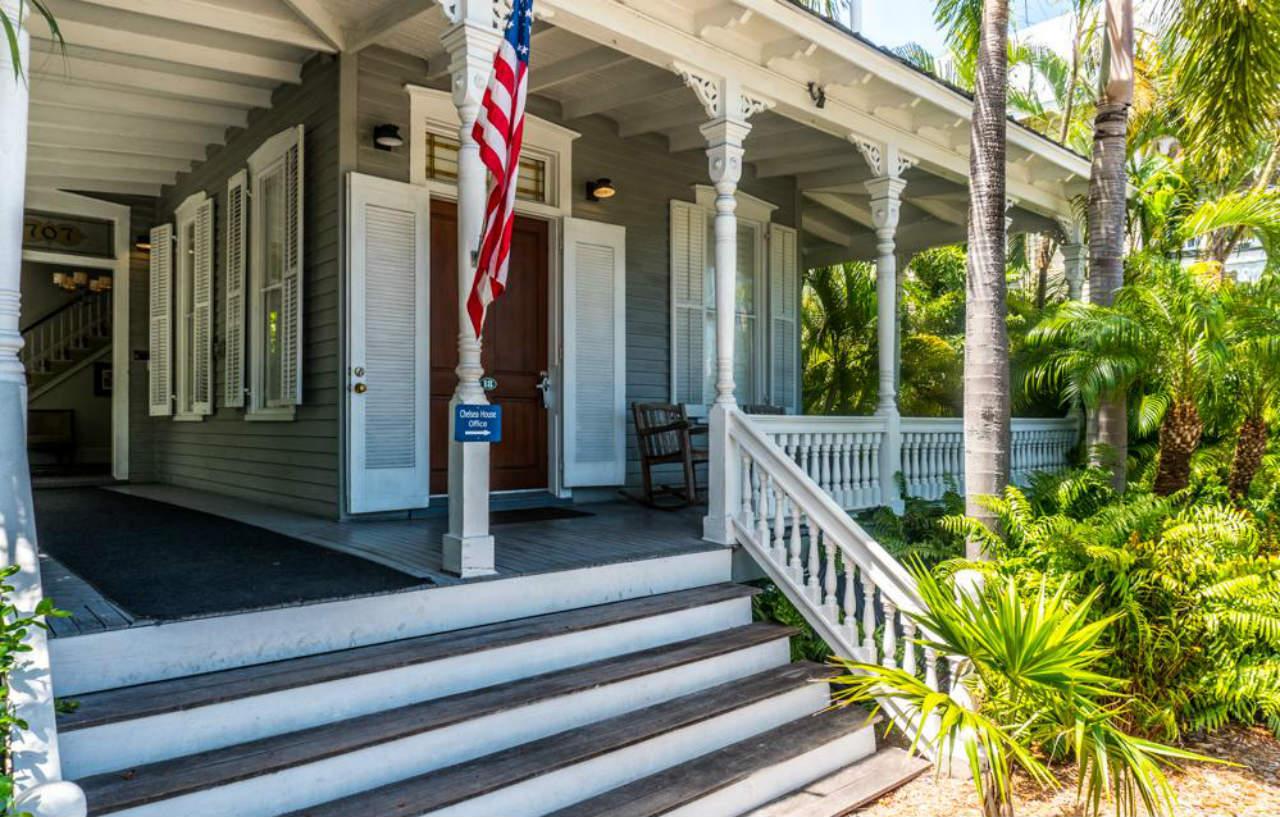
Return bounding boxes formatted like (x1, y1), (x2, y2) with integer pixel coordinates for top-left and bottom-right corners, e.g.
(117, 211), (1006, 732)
(881, 600), (898, 668)
(805, 524), (822, 604)
(948, 655), (973, 707)
(842, 558), (858, 645)
(924, 646), (939, 691)
(838, 435), (853, 509)
(755, 470), (771, 554)
(860, 571), (877, 662)
(740, 453), (754, 527)
(799, 435), (814, 482)
(869, 440), (881, 505)
(822, 535), (838, 622)
(772, 488), (788, 564)
(787, 500), (804, 586)
(902, 618), (917, 677)
(849, 434), (864, 509)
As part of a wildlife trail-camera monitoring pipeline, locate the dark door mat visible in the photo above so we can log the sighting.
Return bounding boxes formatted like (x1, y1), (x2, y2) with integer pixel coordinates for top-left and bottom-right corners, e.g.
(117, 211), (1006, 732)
(33, 488), (431, 622)
(491, 507), (594, 525)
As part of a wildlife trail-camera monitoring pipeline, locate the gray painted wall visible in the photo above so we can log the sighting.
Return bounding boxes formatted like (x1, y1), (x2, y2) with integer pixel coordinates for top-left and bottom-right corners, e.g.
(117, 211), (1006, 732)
(355, 47), (797, 489)
(137, 56), (342, 517)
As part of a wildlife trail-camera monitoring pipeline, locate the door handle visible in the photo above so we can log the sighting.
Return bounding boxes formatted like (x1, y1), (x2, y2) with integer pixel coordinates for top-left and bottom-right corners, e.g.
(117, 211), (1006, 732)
(353, 382), (367, 394)
(535, 370), (552, 409)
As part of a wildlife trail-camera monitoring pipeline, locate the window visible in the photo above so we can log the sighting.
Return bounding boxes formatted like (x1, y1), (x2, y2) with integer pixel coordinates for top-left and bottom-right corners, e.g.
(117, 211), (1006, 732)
(423, 130), (548, 203)
(172, 192), (212, 420)
(246, 125), (304, 419)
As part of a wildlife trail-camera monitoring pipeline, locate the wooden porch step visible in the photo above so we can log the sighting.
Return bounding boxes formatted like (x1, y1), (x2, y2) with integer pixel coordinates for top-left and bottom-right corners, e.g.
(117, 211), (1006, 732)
(742, 746), (932, 817)
(279, 662), (835, 817)
(79, 623), (796, 816)
(60, 582), (757, 732)
(542, 704), (886, 817)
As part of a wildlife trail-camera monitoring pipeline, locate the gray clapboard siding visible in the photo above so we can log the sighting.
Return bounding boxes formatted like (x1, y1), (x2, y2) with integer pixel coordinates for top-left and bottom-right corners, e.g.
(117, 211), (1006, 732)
(141, 55), (342, 518)
(355, 47), (798, 489)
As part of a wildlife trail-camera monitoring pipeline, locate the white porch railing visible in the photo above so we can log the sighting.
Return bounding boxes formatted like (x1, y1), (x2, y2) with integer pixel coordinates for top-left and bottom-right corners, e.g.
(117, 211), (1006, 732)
(746, 413), (1080, 508)
(747, 415), (888, 512)
(725, 409), (965, 745)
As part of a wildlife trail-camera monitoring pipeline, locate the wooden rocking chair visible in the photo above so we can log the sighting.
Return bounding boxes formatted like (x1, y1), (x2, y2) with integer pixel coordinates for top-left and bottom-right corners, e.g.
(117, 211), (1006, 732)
(627, 402), (708, 509)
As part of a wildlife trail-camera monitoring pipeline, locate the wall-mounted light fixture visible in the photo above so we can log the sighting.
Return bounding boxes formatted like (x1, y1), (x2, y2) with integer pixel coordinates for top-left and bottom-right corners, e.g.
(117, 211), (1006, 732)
(135, 233), (151, 251)
(807, 82), (826, 109)
(373, 124), (404, 151)
(586, 178), (616, 202)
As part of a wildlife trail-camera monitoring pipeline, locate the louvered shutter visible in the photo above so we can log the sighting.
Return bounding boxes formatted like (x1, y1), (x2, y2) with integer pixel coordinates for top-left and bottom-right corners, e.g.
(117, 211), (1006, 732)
(769, 223), (799, 412)
(192, 199), (215, 415)
(563, 217), (627, 487)
(223, 170), (247, 407)
(670, 200), (706, 405)
(346, 173), (431, 513)
(148, 223), (173, 416)
(281, 125), (304, 406)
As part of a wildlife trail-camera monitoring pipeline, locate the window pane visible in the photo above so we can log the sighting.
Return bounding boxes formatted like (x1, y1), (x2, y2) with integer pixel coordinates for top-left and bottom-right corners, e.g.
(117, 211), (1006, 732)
(262, 171), (285, 286)
(736, 223), (755, 314)
(265, 287), (283, 405)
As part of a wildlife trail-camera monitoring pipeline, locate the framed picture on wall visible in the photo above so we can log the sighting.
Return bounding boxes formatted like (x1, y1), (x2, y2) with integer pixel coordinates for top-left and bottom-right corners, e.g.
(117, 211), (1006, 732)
(93, 362), (113, 397)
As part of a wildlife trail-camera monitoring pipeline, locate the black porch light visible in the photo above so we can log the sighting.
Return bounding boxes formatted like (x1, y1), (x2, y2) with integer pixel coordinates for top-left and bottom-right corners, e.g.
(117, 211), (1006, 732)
(373, 123), (404, 151)
(586, 178), (616, 202)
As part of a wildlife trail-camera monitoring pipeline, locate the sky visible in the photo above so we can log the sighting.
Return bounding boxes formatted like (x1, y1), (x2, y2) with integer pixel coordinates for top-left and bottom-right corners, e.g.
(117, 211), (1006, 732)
(860, 0), (1078, 55)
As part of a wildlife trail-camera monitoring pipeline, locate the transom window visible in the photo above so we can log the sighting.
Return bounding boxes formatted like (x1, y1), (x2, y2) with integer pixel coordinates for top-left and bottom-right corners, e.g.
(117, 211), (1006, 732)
(423, 130), (548, 204)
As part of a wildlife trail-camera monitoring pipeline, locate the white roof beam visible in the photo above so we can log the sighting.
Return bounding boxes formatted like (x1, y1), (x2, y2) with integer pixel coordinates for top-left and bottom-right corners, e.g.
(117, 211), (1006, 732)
(802, 205), (860, 246)
(804, 191), (874, 229)
(30, 104), (226, 145)
(28, 125), (207, 161)
(530, 48), (633, 93)
(30, 52), (273, 108)
(26, 175), (162, 197)
(617, 104), (708, 139)
(26, 160), (176, 186)
(347, 0), (436, 53)
(796, 165), (869, 192)
(77, 0), (336, 52)
(27, 146), (191, 174)
(33, 83), (248, 128)
(561, 78), (682, 120)
(26, 17), (301, 84)
(280, 0), (347, 52)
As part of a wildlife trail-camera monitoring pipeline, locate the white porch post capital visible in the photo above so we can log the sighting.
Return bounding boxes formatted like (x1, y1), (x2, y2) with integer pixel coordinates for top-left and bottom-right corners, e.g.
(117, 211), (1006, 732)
(865, 174), (905, 511)
(0, 7), (85, 811)
(1056, 215), (1086, 300)
(440, 6), (500, 577)
(681, 67), (771, 544)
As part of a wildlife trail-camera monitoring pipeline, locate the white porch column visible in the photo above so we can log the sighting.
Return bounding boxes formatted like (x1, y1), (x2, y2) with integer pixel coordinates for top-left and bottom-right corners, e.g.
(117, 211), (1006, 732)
(440, 4), (500, 577)
(676, 65), (771, 544)
(0, 6), (86, 814)
(1057, 216), (1086, 300)
(865, 173), (906, 511)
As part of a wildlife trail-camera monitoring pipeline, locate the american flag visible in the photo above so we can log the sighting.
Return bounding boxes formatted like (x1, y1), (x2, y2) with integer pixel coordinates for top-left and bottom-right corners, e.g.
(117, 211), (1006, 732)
(467, 0), (534, 338)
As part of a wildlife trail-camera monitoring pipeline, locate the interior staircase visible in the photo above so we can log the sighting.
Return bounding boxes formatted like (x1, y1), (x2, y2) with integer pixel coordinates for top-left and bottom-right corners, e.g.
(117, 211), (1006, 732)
(22, 290), (112, 402)
(56, 557), (928, 817)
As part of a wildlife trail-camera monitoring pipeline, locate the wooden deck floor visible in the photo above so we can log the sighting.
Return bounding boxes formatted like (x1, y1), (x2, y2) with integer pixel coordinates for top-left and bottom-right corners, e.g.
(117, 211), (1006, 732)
(41, 486), (720, 638)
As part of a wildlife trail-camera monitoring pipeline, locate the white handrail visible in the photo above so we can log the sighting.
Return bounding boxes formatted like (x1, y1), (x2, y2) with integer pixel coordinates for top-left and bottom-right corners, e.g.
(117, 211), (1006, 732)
(19, 292), (111, 377)
(748, 415), (888, 511)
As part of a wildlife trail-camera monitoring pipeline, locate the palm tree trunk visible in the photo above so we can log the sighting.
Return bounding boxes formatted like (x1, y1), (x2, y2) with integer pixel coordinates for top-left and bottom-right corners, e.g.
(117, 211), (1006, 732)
(1086, 0), (1134, 493)
(1153, 398), (1203, 495)
(1228, 415), (1268, 499)
(963, 0), (1011, 556)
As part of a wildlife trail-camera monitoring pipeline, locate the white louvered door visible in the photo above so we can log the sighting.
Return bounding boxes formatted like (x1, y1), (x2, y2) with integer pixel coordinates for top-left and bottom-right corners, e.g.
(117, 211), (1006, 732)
(148, 223), (173, 416)
(563, 217), (626, 487)
(669, 200), (706, 405)
(769, 223), (799, 412)
(346, 173), (431, 513)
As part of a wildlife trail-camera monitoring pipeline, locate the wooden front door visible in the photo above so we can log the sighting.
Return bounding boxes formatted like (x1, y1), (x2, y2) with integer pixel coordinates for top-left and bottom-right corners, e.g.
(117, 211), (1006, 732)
(429, 199), (549, 493)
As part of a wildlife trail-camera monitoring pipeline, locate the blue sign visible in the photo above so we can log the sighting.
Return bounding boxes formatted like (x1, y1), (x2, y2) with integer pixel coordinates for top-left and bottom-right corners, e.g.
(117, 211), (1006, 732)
(454, 404), (502, 443)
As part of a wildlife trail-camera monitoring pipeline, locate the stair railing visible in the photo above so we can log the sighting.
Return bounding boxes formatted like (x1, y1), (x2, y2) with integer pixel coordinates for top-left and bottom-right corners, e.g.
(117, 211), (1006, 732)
(726, 409), (967, 752)
(20, 291), (112, 376)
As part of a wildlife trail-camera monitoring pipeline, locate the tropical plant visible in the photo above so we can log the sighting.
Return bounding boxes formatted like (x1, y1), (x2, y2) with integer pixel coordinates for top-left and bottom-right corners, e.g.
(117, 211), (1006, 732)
(801, 263), (879, 415)
(831, 565), (1205, 817)
(947, 475), (1280, 743)
(1214, 277), (1280, 498)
